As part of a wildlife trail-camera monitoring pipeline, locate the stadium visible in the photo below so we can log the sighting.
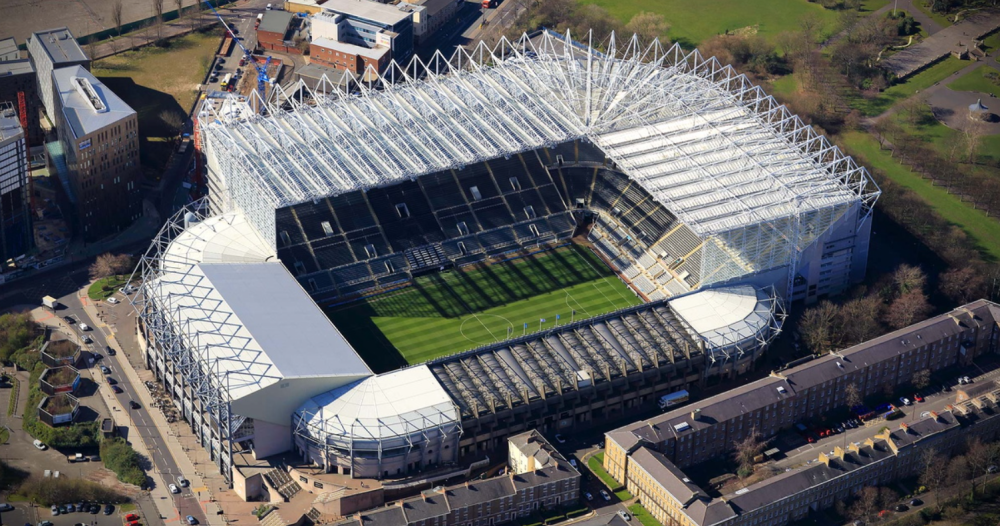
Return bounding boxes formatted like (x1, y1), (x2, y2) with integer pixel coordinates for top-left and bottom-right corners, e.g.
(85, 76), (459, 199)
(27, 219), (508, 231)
(131, 31), (879, 492)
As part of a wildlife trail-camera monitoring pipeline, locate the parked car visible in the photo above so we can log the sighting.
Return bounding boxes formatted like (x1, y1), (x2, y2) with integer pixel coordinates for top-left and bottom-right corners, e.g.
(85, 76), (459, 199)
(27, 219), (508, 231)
(0, 503), (13, 512)
(600, 490), (611, 501)
(910, 498), (923, 506)
(913, 393), (924, 402)
(988, 465), (998, 474)
(125, 513), (140, 522)
(66, 505), (75, 513)
(106, 377), (117, 385)
(186, 516), (198, 525)
(88, 505), (99, 514)
(617, 510), (631, 521)
(129, 400), (141, 410)
(899, 397), (911, 406)
(106, 346), (116, 356)
(177, 475), (189, 487)
(103, 505), (114, 515)
(112, 385), (123, 394)
(78, 323), (90, 331)
(894, 504), (908, 512)
(169, 484), (180, 494)
(49, 505), (58, 516)
(33, 439), (47, 450)
(584, 492), (593, 501)
(554, 434), (565, 444)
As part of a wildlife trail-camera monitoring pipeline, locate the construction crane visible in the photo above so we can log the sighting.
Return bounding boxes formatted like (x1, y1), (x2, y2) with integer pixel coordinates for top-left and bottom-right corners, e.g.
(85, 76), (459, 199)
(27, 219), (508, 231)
(200, 0), (271, 106)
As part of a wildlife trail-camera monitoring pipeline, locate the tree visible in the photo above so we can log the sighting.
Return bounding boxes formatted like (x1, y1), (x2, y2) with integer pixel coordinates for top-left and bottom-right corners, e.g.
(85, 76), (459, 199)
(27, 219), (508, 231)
(947, 454), (974, 500)
(885, 290), (932, 329)
(175, 0), (184, 20)
(844, 383), (862, 411)
(964, 115), (986, 165)
(939, 266), (987, 304)
(153, 0), (165, 42)
(159, 109), (184, 137)
(89, 253), (134, 281)
(112, 0), (124, 39)
(891, 264), (927, 297)
(966, 437), (1000, 495)
(0, 312), (37, 363)
(732, 426), (765, 479)
(799, 301), (838, 354)
(840, 295), (883, 345)
(847, 487), (880, 524)
(625, 12), (670, 44)
(918, 448), (945, 511)
(911, 368), (931, 390)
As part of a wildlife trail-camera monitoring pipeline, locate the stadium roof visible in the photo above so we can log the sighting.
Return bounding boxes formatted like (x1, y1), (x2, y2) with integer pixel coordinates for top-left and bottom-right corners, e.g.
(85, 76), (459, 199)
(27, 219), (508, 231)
(296, 365), (459, 446)
(53, 66), (135, 140)
(201, 31), (878, 242)
(144, 211), (372, 421)
(670, 284), (780, 351)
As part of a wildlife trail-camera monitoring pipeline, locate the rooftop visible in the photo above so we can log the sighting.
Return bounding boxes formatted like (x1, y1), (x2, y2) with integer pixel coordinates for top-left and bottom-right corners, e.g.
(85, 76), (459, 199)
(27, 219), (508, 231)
(320, 0), (413, 26)
(28, 28), (88, 66)
(42, 338), (80, 358)
(52, 66), (135, 139)
(0, 104), (23, 143)
(258, 10), (294, 35)
(0, 37), (20, 61)
(312, 37), (390, 60)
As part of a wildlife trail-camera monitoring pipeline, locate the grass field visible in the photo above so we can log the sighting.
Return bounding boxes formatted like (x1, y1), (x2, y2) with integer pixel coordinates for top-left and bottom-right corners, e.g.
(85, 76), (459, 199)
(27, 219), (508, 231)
(326, 244), (642, 371)
(848, 57), (969, 116)
(947, 65), (1000, 97)
(577, 0), (839, 47)
(629, 504), (664, 526)
(92, 29), (220, 175)
(841, 131), (1000, 261)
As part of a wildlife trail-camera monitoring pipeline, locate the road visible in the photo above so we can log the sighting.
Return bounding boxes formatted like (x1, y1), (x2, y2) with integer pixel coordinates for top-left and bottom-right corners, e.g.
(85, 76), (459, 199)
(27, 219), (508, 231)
(56, 291), (206, 526)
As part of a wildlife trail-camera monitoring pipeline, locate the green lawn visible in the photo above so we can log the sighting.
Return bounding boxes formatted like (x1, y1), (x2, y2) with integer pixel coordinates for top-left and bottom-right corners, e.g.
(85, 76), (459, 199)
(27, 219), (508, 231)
(88, 276), (127, 301)
(577, 0), (839, 47)
(947, 65), (1000, 97)
(893, 103), (1000, 166)
(326, 245), (642, 370)
(629, 504), (665, 526)
(769, 73), (800, 98)
(92, 29), (221, 176)
(849, 57), (969, 116)
(841, 131), (1000, 261)
(586, 452), (623, 491)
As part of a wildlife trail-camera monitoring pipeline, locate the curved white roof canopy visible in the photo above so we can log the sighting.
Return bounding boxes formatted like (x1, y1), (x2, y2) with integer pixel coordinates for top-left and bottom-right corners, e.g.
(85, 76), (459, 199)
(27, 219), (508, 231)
(669, 285), (779, 352)
(295, 366), (460, 449)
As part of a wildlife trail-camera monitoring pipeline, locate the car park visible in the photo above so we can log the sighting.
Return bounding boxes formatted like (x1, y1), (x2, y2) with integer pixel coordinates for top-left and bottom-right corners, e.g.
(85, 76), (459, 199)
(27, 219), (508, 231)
(107, 297), (119, 304)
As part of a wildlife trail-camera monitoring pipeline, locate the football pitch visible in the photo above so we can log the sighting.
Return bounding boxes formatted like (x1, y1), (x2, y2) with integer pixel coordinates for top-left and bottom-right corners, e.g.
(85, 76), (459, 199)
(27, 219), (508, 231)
(326, 244), (643, 372)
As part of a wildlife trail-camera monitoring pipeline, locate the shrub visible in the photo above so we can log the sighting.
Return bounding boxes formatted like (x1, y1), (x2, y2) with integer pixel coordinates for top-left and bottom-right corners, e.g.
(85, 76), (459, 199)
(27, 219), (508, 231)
(18, 477), (129, 506)
(22, 362), (99, 448)
(100, 438), (146, 487)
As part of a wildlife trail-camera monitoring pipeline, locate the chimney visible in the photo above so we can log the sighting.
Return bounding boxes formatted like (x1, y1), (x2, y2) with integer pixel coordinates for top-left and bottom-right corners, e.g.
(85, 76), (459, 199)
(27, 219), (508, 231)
(899, 422), (910, 434)
(833, 446), (845, 460)
(818, 452), (831, 466)
(691, 409), (701, 421)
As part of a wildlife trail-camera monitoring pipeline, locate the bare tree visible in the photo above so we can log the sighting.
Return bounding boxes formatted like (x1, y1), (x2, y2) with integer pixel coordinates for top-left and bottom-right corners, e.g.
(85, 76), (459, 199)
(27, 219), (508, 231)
(847, 487), (880, 524)
(948, 453), (974, 500)
(159, 109), (184, 137)
(911, 369), (931, 391)
(112, 0), (124, 39)
(90, 253), (134, 280)
(885, 290), (932, 329)
(892, 264), (927, 297)
(153, 0), (165, 42)
(967, 437), (1000, 495)
(732, 426), (765, 479)
(840, 295), (883, 345)
(919, 448), (946, 511)
(845, 383), (862, 410)
(939, 266), (987, 304)
(624, 12), (670, 45)
(799, 301), (838, 354)
(964, 115), (986, 165)
(175, 0), (185, 29)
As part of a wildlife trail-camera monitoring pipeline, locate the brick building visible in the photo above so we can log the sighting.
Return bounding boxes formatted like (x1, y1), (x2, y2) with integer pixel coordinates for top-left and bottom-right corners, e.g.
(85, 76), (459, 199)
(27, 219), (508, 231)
(336, 430), (580, 526)
(309, 38), (389, 76)
(0, 38), (43, 145)
(308, 1), (414, 76)
(604, 299), (1000, 526)
(51, 66), (141, 241)
(257, 11), (303, 55)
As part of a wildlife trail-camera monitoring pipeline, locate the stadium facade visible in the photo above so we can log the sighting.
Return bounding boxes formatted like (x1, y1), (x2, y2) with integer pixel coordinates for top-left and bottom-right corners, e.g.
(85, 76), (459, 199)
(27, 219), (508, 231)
(132, 31), (878, 490)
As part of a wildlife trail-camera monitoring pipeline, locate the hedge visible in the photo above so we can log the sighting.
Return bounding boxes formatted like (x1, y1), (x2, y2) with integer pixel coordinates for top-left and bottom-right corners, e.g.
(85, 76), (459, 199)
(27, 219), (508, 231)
(100, 438), (146, 487)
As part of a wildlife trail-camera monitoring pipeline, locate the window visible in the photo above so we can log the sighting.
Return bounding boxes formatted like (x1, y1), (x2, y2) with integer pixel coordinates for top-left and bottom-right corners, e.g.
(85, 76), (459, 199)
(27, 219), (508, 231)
(395, 203), (410, 218)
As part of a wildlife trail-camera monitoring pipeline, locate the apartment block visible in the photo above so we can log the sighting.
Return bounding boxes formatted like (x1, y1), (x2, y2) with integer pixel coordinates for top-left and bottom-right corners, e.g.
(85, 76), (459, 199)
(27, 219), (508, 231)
(52, 66), (140, 241)
(0, 103), (31, 264)
(604, 299), (1000, 526)
(310, 0), (414, 74)
(336, 430), (580, 526)
(0, 38), (43, 145)
(26, 28), (90, 122)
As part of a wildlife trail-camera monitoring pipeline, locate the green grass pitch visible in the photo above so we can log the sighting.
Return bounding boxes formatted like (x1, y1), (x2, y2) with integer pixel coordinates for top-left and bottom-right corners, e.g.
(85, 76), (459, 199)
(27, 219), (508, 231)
(326, 244), (643, 372)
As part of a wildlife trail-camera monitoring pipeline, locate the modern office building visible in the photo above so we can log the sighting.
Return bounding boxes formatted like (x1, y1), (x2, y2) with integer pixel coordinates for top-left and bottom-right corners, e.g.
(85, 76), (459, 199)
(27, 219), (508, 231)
(51, 66), (140, 241)
(26, 28), (90, 122)
(0, 103), (31, 265)
(310, 0), (414, 73)
(0, 38), (43, 145)
(397, 0), (462, 44)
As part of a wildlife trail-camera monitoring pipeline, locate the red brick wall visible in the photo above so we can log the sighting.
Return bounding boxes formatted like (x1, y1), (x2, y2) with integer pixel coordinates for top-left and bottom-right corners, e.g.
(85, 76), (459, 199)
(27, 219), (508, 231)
(310, 43), (361, 74)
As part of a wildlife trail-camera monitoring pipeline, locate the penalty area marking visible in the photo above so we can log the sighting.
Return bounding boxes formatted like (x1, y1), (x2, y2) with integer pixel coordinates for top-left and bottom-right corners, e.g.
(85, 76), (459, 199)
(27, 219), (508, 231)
(460, 314), (514, 345)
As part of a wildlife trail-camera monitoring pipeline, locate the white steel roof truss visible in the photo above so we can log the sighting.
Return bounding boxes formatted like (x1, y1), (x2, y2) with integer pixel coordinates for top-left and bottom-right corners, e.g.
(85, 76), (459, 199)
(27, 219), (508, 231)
(401, 85), (490, 161)
(372, 93), (463, 168)
(451, 72), (548, 146)
(421, 75), (515, 153)
(253, 118), (329, 200)
(484, 64), (579, 138)
(230, 124), (304, 204)
(280, 108), (358, 194)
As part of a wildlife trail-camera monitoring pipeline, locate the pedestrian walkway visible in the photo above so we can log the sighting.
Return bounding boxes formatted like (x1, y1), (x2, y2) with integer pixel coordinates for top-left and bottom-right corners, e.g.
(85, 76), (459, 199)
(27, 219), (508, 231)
(881, 11), (999, 79)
